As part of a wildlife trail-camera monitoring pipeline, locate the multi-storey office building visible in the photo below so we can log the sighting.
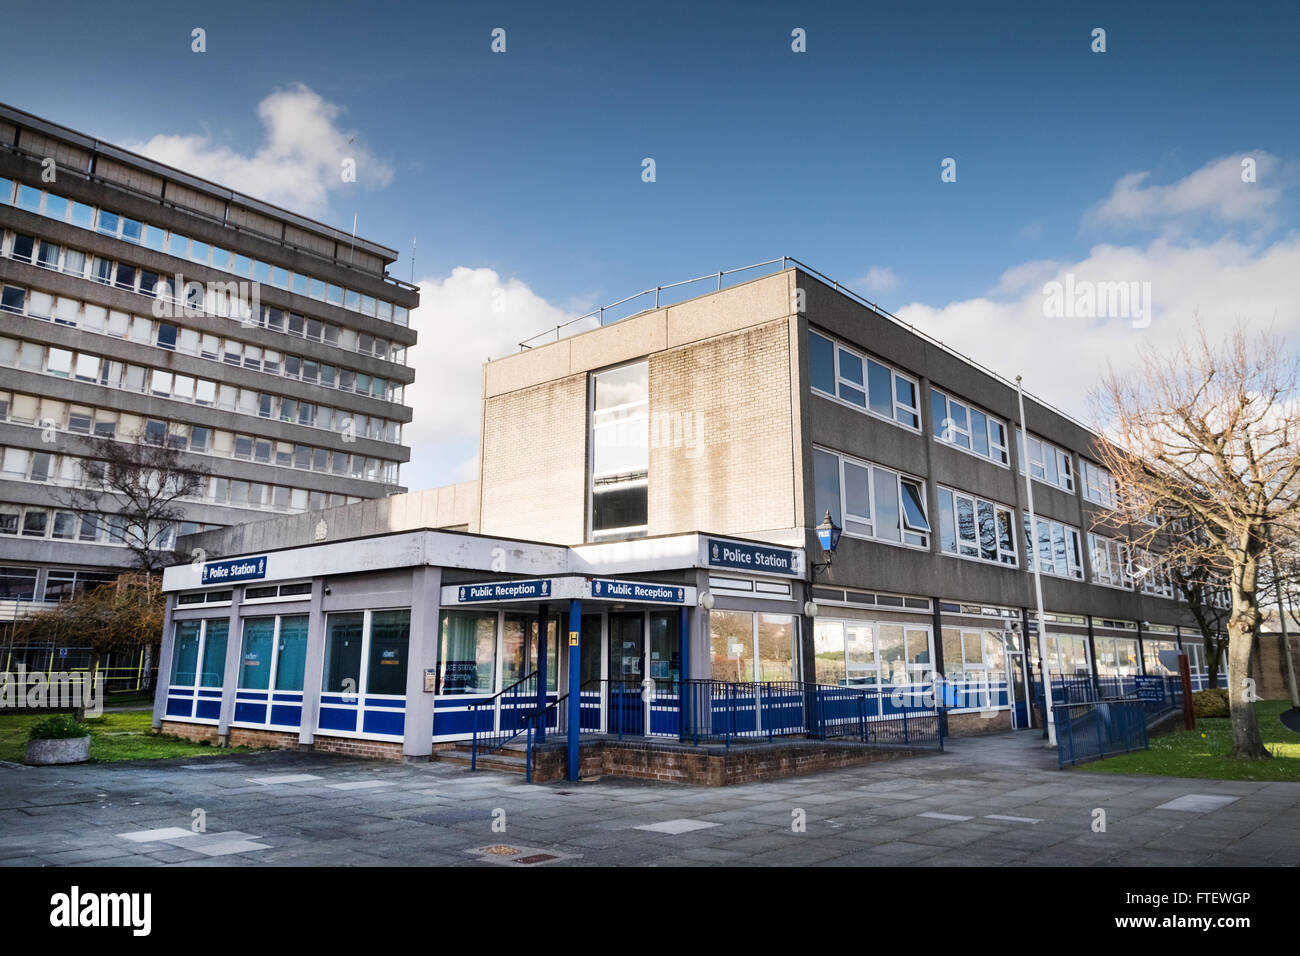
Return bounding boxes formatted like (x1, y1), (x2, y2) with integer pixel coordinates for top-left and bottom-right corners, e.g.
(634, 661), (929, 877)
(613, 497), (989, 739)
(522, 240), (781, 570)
(156, 261), (1226, 760)
(471, 263), (1214, 732)
(0, 104), (418, 623)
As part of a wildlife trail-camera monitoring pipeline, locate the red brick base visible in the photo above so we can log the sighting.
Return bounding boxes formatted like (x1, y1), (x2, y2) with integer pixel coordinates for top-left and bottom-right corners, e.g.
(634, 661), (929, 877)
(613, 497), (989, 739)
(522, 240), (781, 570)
(159, 720), (219, 744)
(528, 739), (936, 785)
(228, 727), (300, 750)
(310, 735), (404, 761)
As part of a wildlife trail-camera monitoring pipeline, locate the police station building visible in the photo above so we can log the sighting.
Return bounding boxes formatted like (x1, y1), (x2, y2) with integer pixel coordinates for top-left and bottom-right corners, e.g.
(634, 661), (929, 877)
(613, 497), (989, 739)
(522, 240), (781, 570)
(153, 260), (1223, 771)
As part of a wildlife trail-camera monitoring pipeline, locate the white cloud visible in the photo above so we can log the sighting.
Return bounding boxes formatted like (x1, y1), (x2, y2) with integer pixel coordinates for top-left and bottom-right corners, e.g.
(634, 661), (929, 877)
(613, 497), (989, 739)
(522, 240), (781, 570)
(127, 85), (393, 218)
(1087, 153), (1284, 233)
(401, 267), (572, 490)
(856, 266), (899, 293)
(896, 233), (1300, 426)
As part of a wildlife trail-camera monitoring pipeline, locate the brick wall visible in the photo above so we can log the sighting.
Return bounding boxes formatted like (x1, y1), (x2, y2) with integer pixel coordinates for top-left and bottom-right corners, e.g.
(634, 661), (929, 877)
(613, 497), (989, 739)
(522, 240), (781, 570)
(529, 739), (934, 785)
(648, 319), (796, 537)
(946, 710), (1012, 736)
(310, 734), (404, 761)
(479, 374), (588, 543)
(227, 727), (300, 750)
(1251, 634), (1300, 700)
(159, 721), (218, 744)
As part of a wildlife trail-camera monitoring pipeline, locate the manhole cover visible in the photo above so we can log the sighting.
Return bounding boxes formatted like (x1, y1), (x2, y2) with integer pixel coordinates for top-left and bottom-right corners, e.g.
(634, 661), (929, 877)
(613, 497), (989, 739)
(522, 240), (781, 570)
(480, 845), (520, 857)
(515, 853), (557, 865)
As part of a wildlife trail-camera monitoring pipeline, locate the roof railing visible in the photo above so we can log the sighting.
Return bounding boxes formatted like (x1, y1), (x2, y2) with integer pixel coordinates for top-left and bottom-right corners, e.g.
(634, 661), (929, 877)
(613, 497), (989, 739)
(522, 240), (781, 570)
(515, 255), (1100, 439)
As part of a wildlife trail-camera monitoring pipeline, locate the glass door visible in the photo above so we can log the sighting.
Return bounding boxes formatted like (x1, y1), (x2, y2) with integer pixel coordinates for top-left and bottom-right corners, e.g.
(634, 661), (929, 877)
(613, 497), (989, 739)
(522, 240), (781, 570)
(608, 612), (645, 736)
(648, 611), (681, 735)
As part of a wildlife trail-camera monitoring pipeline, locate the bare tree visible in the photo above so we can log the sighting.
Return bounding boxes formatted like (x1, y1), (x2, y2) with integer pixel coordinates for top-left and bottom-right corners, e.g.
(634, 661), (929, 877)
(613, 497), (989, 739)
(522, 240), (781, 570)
(1091, 323), (1300, 760)
(1167, 528), (1231, 687)
(55, 436), (210, 575)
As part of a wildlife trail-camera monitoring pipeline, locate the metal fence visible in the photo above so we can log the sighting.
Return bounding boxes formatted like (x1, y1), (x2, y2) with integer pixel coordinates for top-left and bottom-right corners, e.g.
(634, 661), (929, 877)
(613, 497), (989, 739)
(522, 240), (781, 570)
(1055, 699), (1149, 768)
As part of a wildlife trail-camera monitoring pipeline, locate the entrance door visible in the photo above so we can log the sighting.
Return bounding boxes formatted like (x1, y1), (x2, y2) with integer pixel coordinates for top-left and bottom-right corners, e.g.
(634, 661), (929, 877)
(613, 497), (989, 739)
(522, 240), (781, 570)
(608, 612), (645, 736)
(647, 611), (681, 735)
(1007, 653), (1030, 729)
(578, 615), (604, 730)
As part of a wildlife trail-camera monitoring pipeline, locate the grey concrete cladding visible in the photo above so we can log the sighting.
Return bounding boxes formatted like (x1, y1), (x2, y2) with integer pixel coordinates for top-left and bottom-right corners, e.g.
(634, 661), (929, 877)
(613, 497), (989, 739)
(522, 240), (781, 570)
(0, 104), (419, 577)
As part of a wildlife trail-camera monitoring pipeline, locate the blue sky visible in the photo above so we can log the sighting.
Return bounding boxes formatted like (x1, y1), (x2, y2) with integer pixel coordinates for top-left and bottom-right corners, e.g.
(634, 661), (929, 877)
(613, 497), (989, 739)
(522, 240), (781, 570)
(3, 0), (1298, 488)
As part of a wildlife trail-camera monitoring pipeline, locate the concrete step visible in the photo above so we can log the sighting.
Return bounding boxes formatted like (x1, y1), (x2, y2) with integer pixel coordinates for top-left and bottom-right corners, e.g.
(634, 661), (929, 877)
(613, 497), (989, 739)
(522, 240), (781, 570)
(435, 746), (529, 774)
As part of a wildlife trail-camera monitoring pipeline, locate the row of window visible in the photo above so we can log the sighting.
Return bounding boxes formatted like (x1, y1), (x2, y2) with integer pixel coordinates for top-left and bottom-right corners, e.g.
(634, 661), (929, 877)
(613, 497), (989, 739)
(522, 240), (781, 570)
(0, 447), (364, 514)
(811, 619), (935, 687)
(0, 503), (190, 549)
(810, 330), (1118, 500)
(0, 565), (125, 602)
(2, 230), (408, 364)
(813, 444), (1178, 595)
(0, 390), (401, 484)
(1, 178), (411, 326)
(0, 280), (405, 407)
(0, 333), (403, 445)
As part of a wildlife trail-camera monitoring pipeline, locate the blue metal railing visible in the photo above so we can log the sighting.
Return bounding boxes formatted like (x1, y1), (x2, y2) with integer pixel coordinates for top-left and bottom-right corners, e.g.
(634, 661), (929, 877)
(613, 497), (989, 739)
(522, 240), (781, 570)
(470, 670), (550, 768)
(1055, 698), (1149, 768)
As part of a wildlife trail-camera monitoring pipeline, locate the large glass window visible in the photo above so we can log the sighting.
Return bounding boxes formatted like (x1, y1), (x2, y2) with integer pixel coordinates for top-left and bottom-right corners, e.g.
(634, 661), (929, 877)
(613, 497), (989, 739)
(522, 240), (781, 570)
(367, 610), (410, 695)
(171, 620), (201, 685)
(198, 620), (228, 687)
(239, 618), (276, 689)
(809, 331), (920, 430)
(813, 620), (879, 686)
(323, 612), (364, 693)
(937, 487), (1017, 565)
(437, 610), (496, 695)
(1016, 429), (1075, 492)
(813, 446), (929, 548)
(1023, 515), (1083, 579)
(590, 361), (648, 540)
(931, 387), (1009, 464)
(1088, 532), (1132, 589)
(709, 610), (798, 682)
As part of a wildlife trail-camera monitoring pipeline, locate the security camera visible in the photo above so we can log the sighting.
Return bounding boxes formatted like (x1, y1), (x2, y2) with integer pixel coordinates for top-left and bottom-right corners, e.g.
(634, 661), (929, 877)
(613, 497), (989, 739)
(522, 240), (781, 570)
(323, 584), (332, 595)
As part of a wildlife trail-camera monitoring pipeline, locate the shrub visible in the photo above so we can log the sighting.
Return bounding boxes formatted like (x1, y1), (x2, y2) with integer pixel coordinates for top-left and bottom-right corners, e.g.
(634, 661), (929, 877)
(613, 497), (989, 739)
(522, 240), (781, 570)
(29, 715), (92, 740)
(1193, 689), (1230, 718)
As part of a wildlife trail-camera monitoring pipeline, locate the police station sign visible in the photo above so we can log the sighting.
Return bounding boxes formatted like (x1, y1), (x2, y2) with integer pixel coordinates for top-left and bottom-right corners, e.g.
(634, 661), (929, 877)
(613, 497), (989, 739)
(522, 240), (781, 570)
(705, 538), (798, 575)
(201, 556), (267, 585)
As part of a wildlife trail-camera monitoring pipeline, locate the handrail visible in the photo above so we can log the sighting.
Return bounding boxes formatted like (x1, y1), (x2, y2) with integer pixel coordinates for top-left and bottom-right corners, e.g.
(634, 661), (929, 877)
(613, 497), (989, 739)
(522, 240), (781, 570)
(513, 255), (1103, 441)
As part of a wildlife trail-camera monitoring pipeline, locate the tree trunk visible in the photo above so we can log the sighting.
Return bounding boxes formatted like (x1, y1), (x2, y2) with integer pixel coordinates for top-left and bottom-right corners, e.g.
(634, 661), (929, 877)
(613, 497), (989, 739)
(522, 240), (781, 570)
(1226, 586), (1269, 759)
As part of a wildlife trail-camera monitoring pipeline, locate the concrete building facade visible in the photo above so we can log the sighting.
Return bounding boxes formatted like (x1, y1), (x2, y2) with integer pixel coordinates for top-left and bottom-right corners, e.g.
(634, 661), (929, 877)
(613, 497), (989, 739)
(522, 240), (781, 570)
(0, 103), (419, 621)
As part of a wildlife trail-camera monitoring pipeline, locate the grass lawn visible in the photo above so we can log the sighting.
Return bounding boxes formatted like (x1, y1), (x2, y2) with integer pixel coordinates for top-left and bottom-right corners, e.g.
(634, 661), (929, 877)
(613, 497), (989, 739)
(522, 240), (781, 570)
(1076, 699), (1300, 781)
(0, 709), (257, 764)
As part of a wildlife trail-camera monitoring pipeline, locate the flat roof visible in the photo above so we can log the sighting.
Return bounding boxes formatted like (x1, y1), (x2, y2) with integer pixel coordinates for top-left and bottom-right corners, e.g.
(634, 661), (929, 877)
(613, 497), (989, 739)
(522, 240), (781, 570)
(0, 102), (400, 264)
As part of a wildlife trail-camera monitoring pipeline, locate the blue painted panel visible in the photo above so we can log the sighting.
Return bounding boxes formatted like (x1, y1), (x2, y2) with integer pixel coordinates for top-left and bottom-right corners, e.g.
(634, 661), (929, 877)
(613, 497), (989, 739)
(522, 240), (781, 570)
(434, 695), (492, 709)
(166, 697), (192, 718)
(320, 695), (360, 706)
(167, 686), (195, 698)
(363, 708), (404, 736)
(434, 709), (481, 737)
(649, 697), (681, 736)
(364, 697), (406, 710)
(236, 691), (270, 701)
(272, 693), (303, 703)
(269, 704), (302, 727)
(195, 699), (221, 720)
(198, 689), (223, 698)
(234, 701), (268, 724)
(318, 707), (358, 732)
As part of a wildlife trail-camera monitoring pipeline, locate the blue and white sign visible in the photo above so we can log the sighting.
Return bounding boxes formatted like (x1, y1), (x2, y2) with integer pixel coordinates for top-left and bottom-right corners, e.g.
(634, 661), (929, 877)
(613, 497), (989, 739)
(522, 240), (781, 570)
(202, 556), (267, 585)
(705, 538), (798, 575)
(591, 579), (685, 604)
(1133, 675), (1166, 703)
(456, 579), (553, 603)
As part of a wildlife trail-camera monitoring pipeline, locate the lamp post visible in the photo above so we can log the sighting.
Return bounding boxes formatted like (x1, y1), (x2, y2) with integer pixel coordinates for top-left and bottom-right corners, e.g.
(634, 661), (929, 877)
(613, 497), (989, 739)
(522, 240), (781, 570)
(1017, 376), (1057, 748)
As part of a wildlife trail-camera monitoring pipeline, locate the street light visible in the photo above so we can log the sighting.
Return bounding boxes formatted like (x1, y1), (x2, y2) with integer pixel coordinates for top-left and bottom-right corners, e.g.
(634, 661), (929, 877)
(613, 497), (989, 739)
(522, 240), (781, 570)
(813, 510), (841, 577)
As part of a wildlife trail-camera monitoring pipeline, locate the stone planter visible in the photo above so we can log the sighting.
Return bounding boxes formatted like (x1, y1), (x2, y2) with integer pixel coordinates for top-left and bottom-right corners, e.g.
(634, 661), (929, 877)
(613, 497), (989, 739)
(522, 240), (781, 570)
(25, 735), (91, 765)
